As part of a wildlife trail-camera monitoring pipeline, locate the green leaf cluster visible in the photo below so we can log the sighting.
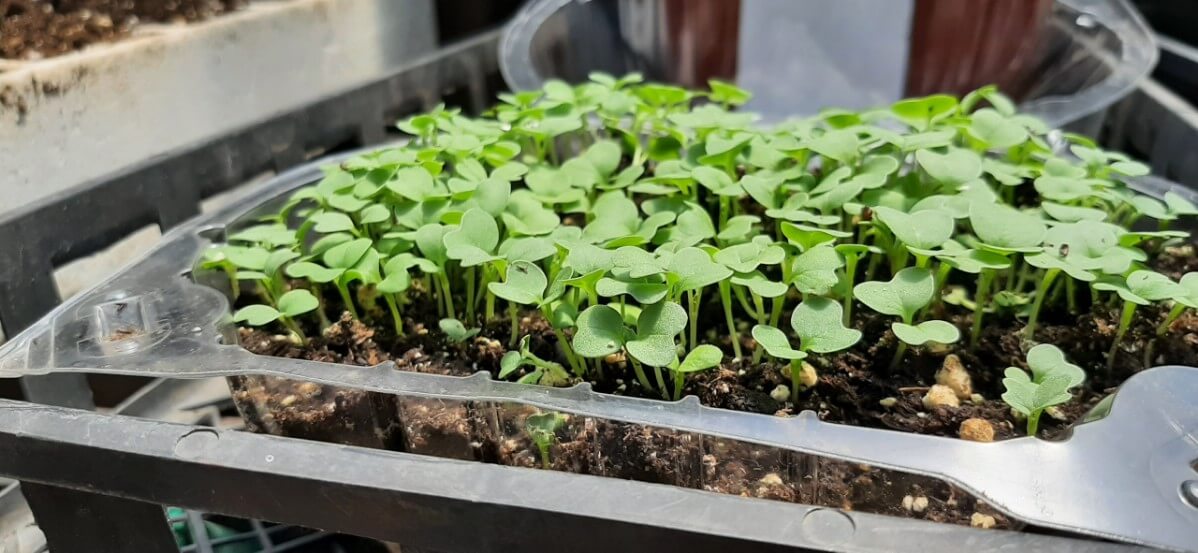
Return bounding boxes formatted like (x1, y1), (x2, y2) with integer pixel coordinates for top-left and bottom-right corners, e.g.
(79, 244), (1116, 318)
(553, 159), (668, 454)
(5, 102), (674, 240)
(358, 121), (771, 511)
(202, 75), (1190, 421)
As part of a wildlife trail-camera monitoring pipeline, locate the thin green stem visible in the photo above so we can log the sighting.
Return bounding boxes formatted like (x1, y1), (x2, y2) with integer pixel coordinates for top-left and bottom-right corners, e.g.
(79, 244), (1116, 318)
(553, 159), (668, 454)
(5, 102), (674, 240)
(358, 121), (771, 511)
(732, 285), (759, 319)
(769, 296), (785, 328)
(336, 283), (359, 319)
(1024, 269), (1059, 340)
(384, 294), (404, 337)
(750, 293), (768, 364)
(1157, 303), (1187, 336)
(789, 360), (803, 406)
(629, 356), (654, 393)
(310, 285), (332, 331)
(653, 365), (670, 400)
(865, 250), (881, 282)
(1026, 410), (1042, 437)
(438, 272), (456, 320)
(687, 289), (702, 353)
(550, 326), (585, 377)
(508, 303), (520, 347)
(1107, 301), (1137, 371)
(889, 340), (908, 370)
(465, 267), (476, 324)
(751, 293), (768, 325)
(969, 269), (996, 349)
(842, 255), (859, 326)
(931, 261), (952, 312)
(719, 281), (744, 359)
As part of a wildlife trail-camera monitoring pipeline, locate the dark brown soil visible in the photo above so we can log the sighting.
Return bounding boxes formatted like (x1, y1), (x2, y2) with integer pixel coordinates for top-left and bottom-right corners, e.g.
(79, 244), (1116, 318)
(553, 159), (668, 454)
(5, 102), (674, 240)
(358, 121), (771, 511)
(1, 0), (247, 60)
(228, 244), (1198, 531)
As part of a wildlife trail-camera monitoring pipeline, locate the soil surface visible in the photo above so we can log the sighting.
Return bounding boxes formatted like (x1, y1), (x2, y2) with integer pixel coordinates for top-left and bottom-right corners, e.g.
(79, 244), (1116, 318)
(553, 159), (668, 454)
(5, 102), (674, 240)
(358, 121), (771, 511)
(1, 0), (247, 60)
(230, 243), (1198, 531)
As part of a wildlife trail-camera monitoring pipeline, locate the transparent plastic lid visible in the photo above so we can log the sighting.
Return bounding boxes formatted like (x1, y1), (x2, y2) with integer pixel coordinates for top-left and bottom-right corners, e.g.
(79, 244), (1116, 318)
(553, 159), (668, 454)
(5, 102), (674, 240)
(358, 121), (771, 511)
(499, 0), (1157, 128)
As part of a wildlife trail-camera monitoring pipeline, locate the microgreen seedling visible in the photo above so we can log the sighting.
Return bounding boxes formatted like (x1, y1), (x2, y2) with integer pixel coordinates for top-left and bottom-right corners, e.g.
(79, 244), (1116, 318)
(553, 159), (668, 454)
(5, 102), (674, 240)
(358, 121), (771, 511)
(752, 296), (860, 404)
(854, 267), (941, 367)
(500, 336), (571, 387)
(1094, 270), (1185, 370)
(233, 289), (318, 343)
(439, 318), (480, 343)
(1001, 344), (1085, 436)
(1157, 272), (1198, 336)
(525, 411), (568, 469)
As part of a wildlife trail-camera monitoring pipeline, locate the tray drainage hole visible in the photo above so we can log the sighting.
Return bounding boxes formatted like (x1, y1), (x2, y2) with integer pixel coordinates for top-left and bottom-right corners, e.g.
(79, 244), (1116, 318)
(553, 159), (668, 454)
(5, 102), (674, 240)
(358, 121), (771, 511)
(174, 429), (220, 459)
(801, 508), (855, 545)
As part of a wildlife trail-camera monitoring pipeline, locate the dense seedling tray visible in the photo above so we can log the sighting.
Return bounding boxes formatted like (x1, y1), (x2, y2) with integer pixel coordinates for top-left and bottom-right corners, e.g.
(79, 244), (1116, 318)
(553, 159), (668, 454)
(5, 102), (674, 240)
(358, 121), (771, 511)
(3, 75), (1197, 549)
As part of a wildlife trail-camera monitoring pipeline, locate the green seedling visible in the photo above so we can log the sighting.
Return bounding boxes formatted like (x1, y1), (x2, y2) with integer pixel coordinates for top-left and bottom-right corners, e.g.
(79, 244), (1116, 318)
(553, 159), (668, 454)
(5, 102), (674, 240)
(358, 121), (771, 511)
(1001, 344), (1085, 436)
(625, 301), (688, 397)
(376, 253), (439, 336)
(489, 260), (548, 346)
(966, 202), (1046, 346)
(854, 267), (946, 367)
(752, 296), (861, 405)
(1022, 252), (1095, 340)
(524, 411), (568, 469)
(233, 289), (318, 343)
(1157, 273), (1198, 336)
(500, 336), (571, 387)
(665, 247), (732, 355)
(439, 318), (480, 343)
(445, 208), (502, 323)
(1094, 270), (1186, 370)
